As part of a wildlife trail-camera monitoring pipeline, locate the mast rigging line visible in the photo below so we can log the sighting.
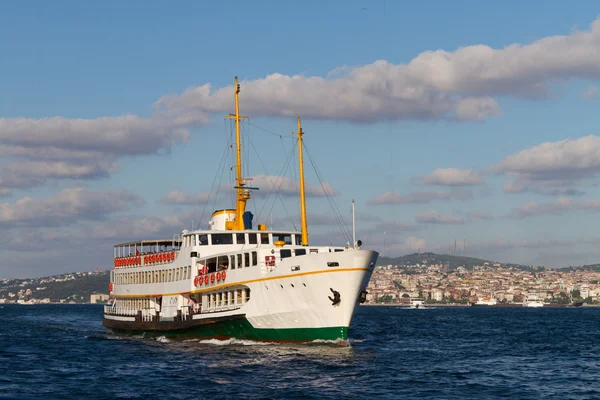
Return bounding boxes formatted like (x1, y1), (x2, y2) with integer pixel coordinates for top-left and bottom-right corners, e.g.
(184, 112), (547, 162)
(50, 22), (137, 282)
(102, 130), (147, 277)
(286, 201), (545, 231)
(303, 142), (353, 244)
(196, 141), (232, 230)
(246, 133), (298, 231)
(247, 122), (294, 140)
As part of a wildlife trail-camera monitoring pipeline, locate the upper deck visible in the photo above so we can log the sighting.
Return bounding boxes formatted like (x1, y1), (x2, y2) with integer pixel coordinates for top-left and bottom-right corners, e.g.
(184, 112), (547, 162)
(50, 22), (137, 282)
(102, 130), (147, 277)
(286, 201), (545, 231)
(112, 229), (322, 269)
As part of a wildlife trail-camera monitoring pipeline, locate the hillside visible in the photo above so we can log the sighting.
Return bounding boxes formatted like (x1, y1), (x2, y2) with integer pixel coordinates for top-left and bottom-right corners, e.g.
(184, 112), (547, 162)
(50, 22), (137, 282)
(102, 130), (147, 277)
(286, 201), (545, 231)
(0, 270), (110, 303)
(377, 252), (540, 271)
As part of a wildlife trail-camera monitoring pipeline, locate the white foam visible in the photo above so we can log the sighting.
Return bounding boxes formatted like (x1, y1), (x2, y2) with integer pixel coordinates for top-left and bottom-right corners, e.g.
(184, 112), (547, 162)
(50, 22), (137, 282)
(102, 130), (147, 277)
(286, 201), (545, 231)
(309, 338), (350, 346)
(155, 335), (171, 343)
(197, 337), (273, 346)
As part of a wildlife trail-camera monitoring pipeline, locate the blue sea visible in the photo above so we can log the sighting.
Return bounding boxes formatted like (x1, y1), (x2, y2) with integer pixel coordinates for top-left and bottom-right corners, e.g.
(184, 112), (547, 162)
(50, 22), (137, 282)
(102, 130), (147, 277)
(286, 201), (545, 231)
(1, 304), (599, 399)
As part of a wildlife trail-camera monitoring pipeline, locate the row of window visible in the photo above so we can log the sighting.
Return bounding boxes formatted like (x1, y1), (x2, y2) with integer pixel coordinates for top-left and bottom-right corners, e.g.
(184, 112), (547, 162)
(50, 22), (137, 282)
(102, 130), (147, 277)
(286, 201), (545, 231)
(183, 232), (300, 247)
(202, 251), (259, 273)
(202, 288), (251, 310)
(113, 266), (192, 285)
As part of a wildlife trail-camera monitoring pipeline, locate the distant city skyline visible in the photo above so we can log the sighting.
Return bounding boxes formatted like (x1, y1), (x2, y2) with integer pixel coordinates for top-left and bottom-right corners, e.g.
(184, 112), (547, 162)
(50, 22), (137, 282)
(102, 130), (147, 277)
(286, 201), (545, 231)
(2, 1), (600, 277)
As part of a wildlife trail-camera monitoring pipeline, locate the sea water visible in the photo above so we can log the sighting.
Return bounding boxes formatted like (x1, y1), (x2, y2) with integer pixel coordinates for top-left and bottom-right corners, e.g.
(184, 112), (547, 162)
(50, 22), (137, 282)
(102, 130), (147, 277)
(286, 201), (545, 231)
(1, 304), (599, 399)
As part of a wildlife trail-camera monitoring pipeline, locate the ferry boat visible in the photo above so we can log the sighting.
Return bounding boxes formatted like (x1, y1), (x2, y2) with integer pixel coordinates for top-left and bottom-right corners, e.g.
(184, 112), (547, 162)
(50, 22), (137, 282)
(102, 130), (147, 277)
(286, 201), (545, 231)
(409, 298), (425, 309)
(102, 77), (379, 342)
(471, 297), (498, 306)
(523, 294), (544, 308)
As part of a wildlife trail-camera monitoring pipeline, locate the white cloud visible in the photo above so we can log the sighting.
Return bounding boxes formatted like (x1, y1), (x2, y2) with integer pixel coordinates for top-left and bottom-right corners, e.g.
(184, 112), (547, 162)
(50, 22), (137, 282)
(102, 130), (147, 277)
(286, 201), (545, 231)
(469, 211), (494, 220)
(0, 188), (145, 228)
(0, 115), (189, 192)
(160, 190), (212, 205)
(508, 197), (600, 219)
(368, 191), (450, 205)
(415, 211), (464, 224)
(0, 116), (188, 155)
(419, 168), (484, 186)
(368, 189), (472, 205)
(494, 135), (600, 195)
(158, 18), (600, 123)
(222, 175), (336, 198)
(581, 85), (598, 100)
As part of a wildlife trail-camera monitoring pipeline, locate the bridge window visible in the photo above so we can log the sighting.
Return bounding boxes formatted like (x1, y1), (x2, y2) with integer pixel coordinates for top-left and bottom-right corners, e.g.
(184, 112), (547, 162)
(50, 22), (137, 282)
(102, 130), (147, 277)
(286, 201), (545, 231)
(199, 235), (209, 246)
(294, 235), (302, 245)
(236, 233), (245, 244)
(230, 255), (236, 270)
(237, 254), (242, 268)
(280, 249), (292, 259)
(273, 233), (292, 245)
(244, 253), (250, 267)
(295, 249), (306, 256)
(252, 251), (257, 266)
(260, 233), (269, 244)
(212, 234), (233, 245)
(249, 234), (258, 245)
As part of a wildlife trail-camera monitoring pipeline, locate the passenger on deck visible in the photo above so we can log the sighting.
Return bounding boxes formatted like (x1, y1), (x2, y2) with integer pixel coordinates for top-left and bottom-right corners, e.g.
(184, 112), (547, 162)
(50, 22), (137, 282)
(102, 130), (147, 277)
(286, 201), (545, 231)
(218, 262), (229, 271)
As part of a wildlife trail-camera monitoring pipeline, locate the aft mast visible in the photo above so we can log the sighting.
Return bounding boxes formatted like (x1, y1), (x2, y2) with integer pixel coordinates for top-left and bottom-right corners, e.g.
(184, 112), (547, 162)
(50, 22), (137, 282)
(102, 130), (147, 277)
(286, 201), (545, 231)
(225, 77), (251, 230)
(294, 117), (309, 246)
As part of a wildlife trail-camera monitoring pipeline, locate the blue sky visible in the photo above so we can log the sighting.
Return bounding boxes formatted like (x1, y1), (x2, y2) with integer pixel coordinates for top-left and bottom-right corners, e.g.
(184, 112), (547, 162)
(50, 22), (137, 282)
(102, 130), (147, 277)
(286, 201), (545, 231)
(2, 1), (600, 277)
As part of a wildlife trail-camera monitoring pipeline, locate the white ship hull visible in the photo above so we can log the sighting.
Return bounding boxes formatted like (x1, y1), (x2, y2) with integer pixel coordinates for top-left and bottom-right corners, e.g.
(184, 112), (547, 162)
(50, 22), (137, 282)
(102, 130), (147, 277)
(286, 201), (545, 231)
(104, 247), (377, 342)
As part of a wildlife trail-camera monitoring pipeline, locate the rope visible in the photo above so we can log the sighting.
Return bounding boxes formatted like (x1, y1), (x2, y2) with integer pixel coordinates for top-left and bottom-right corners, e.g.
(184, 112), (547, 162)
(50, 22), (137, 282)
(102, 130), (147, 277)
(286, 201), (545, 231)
(197, 141), (231, 230)
(303, 142), (353, 243)
(246, 132), (298, 231)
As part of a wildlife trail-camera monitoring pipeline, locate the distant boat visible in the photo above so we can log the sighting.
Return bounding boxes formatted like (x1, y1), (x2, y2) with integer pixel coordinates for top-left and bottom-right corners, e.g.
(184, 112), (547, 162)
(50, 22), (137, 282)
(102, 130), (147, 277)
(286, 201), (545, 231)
(472, 297), (498, 306)
(523, 294), (544, 308)
(409, 298), (425, 309)
(572, 302), (583, 307)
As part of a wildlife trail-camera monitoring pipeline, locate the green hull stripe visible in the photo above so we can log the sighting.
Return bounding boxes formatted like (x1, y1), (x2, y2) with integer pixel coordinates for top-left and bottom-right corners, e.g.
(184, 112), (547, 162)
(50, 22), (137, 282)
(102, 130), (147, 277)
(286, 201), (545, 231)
(109, 318), (348, 342)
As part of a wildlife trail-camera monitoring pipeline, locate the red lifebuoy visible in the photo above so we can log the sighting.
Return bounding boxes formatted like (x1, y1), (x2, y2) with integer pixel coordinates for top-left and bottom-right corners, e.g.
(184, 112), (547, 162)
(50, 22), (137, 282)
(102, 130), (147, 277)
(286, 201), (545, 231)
(210, 273), (215, 283)
(108, 283), (114, 292)
(198, 276), (203, 286)
(194, 276), (199, 286)
(221, 270), (227, 281)
(204, 275), (209, 284)
(216, 271), (221, 282)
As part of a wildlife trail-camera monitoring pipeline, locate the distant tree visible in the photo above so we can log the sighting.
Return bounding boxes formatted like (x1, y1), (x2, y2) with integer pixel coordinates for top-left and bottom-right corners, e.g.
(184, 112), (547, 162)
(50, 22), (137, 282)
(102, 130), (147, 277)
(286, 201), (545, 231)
(376, 295), (393, 304)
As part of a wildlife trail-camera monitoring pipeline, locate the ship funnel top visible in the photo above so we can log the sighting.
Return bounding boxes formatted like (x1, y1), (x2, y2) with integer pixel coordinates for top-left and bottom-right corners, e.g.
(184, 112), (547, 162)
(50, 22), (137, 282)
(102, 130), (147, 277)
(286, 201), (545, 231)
(209, 209), (236, 230)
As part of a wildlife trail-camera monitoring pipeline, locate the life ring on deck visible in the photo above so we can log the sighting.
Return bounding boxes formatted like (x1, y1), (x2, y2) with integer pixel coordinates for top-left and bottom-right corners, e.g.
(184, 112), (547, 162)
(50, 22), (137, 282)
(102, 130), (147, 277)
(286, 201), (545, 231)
(194, 276), (199, 286)
(216, 271), (221, 282)
(210, 273), (215, 283)
(108, 283), (114, 292)
(198, 276), (203, 286)
(171, 251), (175, 260)
(204, 275), (209, 285)
(221, 270), (226, 281)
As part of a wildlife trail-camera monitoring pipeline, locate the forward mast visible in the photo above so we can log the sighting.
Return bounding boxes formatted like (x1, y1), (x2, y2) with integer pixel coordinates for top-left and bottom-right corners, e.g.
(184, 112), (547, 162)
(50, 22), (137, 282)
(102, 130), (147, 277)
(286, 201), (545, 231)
(224, 77), (251, 230)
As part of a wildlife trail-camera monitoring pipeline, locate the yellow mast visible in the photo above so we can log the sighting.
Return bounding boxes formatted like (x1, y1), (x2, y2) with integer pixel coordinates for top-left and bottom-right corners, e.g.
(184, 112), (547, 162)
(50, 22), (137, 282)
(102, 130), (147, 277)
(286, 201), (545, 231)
(225, 76), (250, 230)
(294, 117), (309, 245)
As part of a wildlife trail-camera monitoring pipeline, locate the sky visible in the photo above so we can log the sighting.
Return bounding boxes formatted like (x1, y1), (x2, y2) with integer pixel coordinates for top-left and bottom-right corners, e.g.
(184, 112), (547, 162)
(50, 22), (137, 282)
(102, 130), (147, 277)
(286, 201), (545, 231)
(2, 1), (600, 278)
